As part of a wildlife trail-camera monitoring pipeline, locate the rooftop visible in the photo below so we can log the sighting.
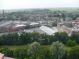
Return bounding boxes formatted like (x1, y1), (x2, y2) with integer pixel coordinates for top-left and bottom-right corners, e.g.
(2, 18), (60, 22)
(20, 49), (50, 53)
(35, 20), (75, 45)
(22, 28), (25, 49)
(40, 26), (58, 35)
(0, 53), (15, 59)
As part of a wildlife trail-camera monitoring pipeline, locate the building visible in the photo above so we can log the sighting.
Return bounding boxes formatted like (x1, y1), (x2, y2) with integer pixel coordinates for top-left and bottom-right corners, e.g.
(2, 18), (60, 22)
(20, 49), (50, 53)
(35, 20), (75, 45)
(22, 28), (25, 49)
(29, 22), (40, 28)
(40, 26), (58, 35)
(0, 21), (26, 33)
(57, 19), (79, 35)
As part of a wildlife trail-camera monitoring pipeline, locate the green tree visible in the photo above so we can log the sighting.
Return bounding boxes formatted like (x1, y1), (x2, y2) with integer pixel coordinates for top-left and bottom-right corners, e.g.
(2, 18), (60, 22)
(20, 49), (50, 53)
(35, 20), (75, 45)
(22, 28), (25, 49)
(14, 49), (27, 59)
(54, 32), (69, 43)
(66, 39), (77, 47)
(68, 47), (79, 59)
(0, 47), (13, 57)
(50, 41), (65, 59)
(70, 33), (79, 43)
(27, 42), (40, 59)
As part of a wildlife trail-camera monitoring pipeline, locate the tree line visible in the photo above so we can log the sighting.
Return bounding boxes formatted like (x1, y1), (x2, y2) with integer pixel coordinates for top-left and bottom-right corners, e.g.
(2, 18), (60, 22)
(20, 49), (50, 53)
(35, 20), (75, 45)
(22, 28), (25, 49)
(0, 32), (79, 46)
(0, 9), (79, 21)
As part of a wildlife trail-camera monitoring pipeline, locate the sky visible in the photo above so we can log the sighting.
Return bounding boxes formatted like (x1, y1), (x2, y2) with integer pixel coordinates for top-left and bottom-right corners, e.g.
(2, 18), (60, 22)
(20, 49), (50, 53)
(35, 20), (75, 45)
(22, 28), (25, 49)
(0, 0), (79, 10)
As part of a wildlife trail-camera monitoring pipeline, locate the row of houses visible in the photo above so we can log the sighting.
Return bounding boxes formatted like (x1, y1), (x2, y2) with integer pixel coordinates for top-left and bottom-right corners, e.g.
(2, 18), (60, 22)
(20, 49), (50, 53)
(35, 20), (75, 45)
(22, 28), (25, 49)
(57, 19), (79, 35)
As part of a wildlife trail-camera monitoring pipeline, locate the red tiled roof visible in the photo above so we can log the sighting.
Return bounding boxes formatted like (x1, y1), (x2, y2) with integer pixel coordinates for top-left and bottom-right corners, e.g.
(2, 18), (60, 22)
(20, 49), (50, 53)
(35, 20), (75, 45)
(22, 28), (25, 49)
(4, 57), (15, 59)
(0, 53), (15, 59)
(0, 53), (4, 59)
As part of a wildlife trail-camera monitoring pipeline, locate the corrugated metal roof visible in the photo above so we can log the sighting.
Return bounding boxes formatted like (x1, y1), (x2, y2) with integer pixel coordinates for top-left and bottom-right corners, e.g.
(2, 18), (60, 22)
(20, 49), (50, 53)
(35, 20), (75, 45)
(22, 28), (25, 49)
(0, 21), (13, 27)
(40, 26), (58, 35)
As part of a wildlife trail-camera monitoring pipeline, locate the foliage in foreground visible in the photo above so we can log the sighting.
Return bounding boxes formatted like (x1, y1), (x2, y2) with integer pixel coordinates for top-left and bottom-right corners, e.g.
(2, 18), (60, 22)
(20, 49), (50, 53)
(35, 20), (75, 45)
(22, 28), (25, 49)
(0, 32), (79, 59)
(0, 41), (79, 59)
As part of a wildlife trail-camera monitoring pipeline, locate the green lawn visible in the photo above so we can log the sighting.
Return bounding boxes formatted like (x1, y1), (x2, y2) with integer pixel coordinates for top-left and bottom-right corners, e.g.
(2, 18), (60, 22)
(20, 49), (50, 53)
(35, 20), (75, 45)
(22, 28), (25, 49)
(0, 45), (79, 51)
(0, 45), (50, 50)
(0, 45), (29, 50)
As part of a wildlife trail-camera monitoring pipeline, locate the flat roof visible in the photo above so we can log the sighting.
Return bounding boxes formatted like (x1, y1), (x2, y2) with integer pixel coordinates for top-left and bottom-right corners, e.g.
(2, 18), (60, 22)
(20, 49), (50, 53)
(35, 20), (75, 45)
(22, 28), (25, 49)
(30, 22), (39, 25)
(15, 24), (26, 27)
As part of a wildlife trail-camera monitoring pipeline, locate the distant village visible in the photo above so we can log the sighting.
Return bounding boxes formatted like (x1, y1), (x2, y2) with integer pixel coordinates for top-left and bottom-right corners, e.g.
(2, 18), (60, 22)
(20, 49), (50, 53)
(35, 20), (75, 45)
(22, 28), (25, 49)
(0, 9), (79, 35)
(0, 14), (79, 36)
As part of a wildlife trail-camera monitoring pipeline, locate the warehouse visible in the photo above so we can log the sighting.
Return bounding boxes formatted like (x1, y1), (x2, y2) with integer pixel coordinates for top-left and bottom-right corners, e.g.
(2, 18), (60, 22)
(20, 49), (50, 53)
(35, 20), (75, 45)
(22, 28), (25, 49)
(40, 26), (58, 35)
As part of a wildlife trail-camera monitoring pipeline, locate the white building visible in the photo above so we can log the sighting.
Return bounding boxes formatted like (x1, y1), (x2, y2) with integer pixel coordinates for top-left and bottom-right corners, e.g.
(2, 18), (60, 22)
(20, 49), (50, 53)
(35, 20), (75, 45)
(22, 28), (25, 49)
(40, 26), (58, 35)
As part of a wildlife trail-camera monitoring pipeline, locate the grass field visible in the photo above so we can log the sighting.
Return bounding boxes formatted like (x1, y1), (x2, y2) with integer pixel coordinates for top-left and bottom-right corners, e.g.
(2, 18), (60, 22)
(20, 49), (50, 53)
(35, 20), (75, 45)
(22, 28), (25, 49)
(0, 45), (29, 50)
(1, 45), (79, 51)
(0, 45), (50, 50)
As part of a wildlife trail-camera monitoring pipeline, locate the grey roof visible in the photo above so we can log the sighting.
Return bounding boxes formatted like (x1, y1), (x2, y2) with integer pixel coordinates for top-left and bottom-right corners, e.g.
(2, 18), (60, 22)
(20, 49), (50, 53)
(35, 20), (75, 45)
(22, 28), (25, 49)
(0, 21), (13, 27)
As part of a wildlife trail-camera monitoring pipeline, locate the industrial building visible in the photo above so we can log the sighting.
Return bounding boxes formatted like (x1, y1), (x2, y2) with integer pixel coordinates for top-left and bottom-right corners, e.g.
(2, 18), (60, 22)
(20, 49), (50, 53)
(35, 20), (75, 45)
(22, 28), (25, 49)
(40, 26), (58, 35)
(0, 21), (26, 33)
(24, 26), (58, 35)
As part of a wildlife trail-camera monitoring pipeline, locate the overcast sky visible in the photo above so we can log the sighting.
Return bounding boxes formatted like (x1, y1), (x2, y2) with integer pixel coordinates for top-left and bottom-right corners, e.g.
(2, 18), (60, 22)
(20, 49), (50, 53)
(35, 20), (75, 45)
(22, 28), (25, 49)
(0, 0), (79, 10)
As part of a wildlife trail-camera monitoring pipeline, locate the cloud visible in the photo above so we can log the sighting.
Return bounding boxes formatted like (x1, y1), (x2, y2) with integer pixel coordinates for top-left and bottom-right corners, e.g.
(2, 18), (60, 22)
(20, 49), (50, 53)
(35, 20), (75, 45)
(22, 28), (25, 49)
(0, 0), (3, 9)
(0, 0), (79, 10)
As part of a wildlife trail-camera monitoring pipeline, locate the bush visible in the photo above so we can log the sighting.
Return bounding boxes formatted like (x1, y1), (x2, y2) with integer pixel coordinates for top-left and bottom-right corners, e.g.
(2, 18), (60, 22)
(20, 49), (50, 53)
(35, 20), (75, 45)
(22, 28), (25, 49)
(0, 47), (13, 57)
(66, 40), (77, 47)
(13, 49), (27, 59)
(68, 47), (79, 59)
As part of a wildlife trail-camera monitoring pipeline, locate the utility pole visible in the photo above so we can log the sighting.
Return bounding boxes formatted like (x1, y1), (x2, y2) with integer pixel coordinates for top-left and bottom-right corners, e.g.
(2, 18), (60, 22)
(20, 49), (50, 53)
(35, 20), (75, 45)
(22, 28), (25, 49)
(2, 10), (5, 20)
(59, 13), (64, 23)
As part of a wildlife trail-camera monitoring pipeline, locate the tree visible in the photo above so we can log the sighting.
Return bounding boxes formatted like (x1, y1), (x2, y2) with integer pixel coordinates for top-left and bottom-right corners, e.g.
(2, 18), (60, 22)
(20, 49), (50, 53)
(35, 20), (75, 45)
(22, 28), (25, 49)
(66, 39), (77, 47)
(50, 41), (65, 59)
(54, 32), (69, 43)
(0, 47), (13, 57)
(14, 49), (27, 59)
(27, 42), (40, 59)
(68, 47), (79, 59)
(70, 33), (79, 43)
